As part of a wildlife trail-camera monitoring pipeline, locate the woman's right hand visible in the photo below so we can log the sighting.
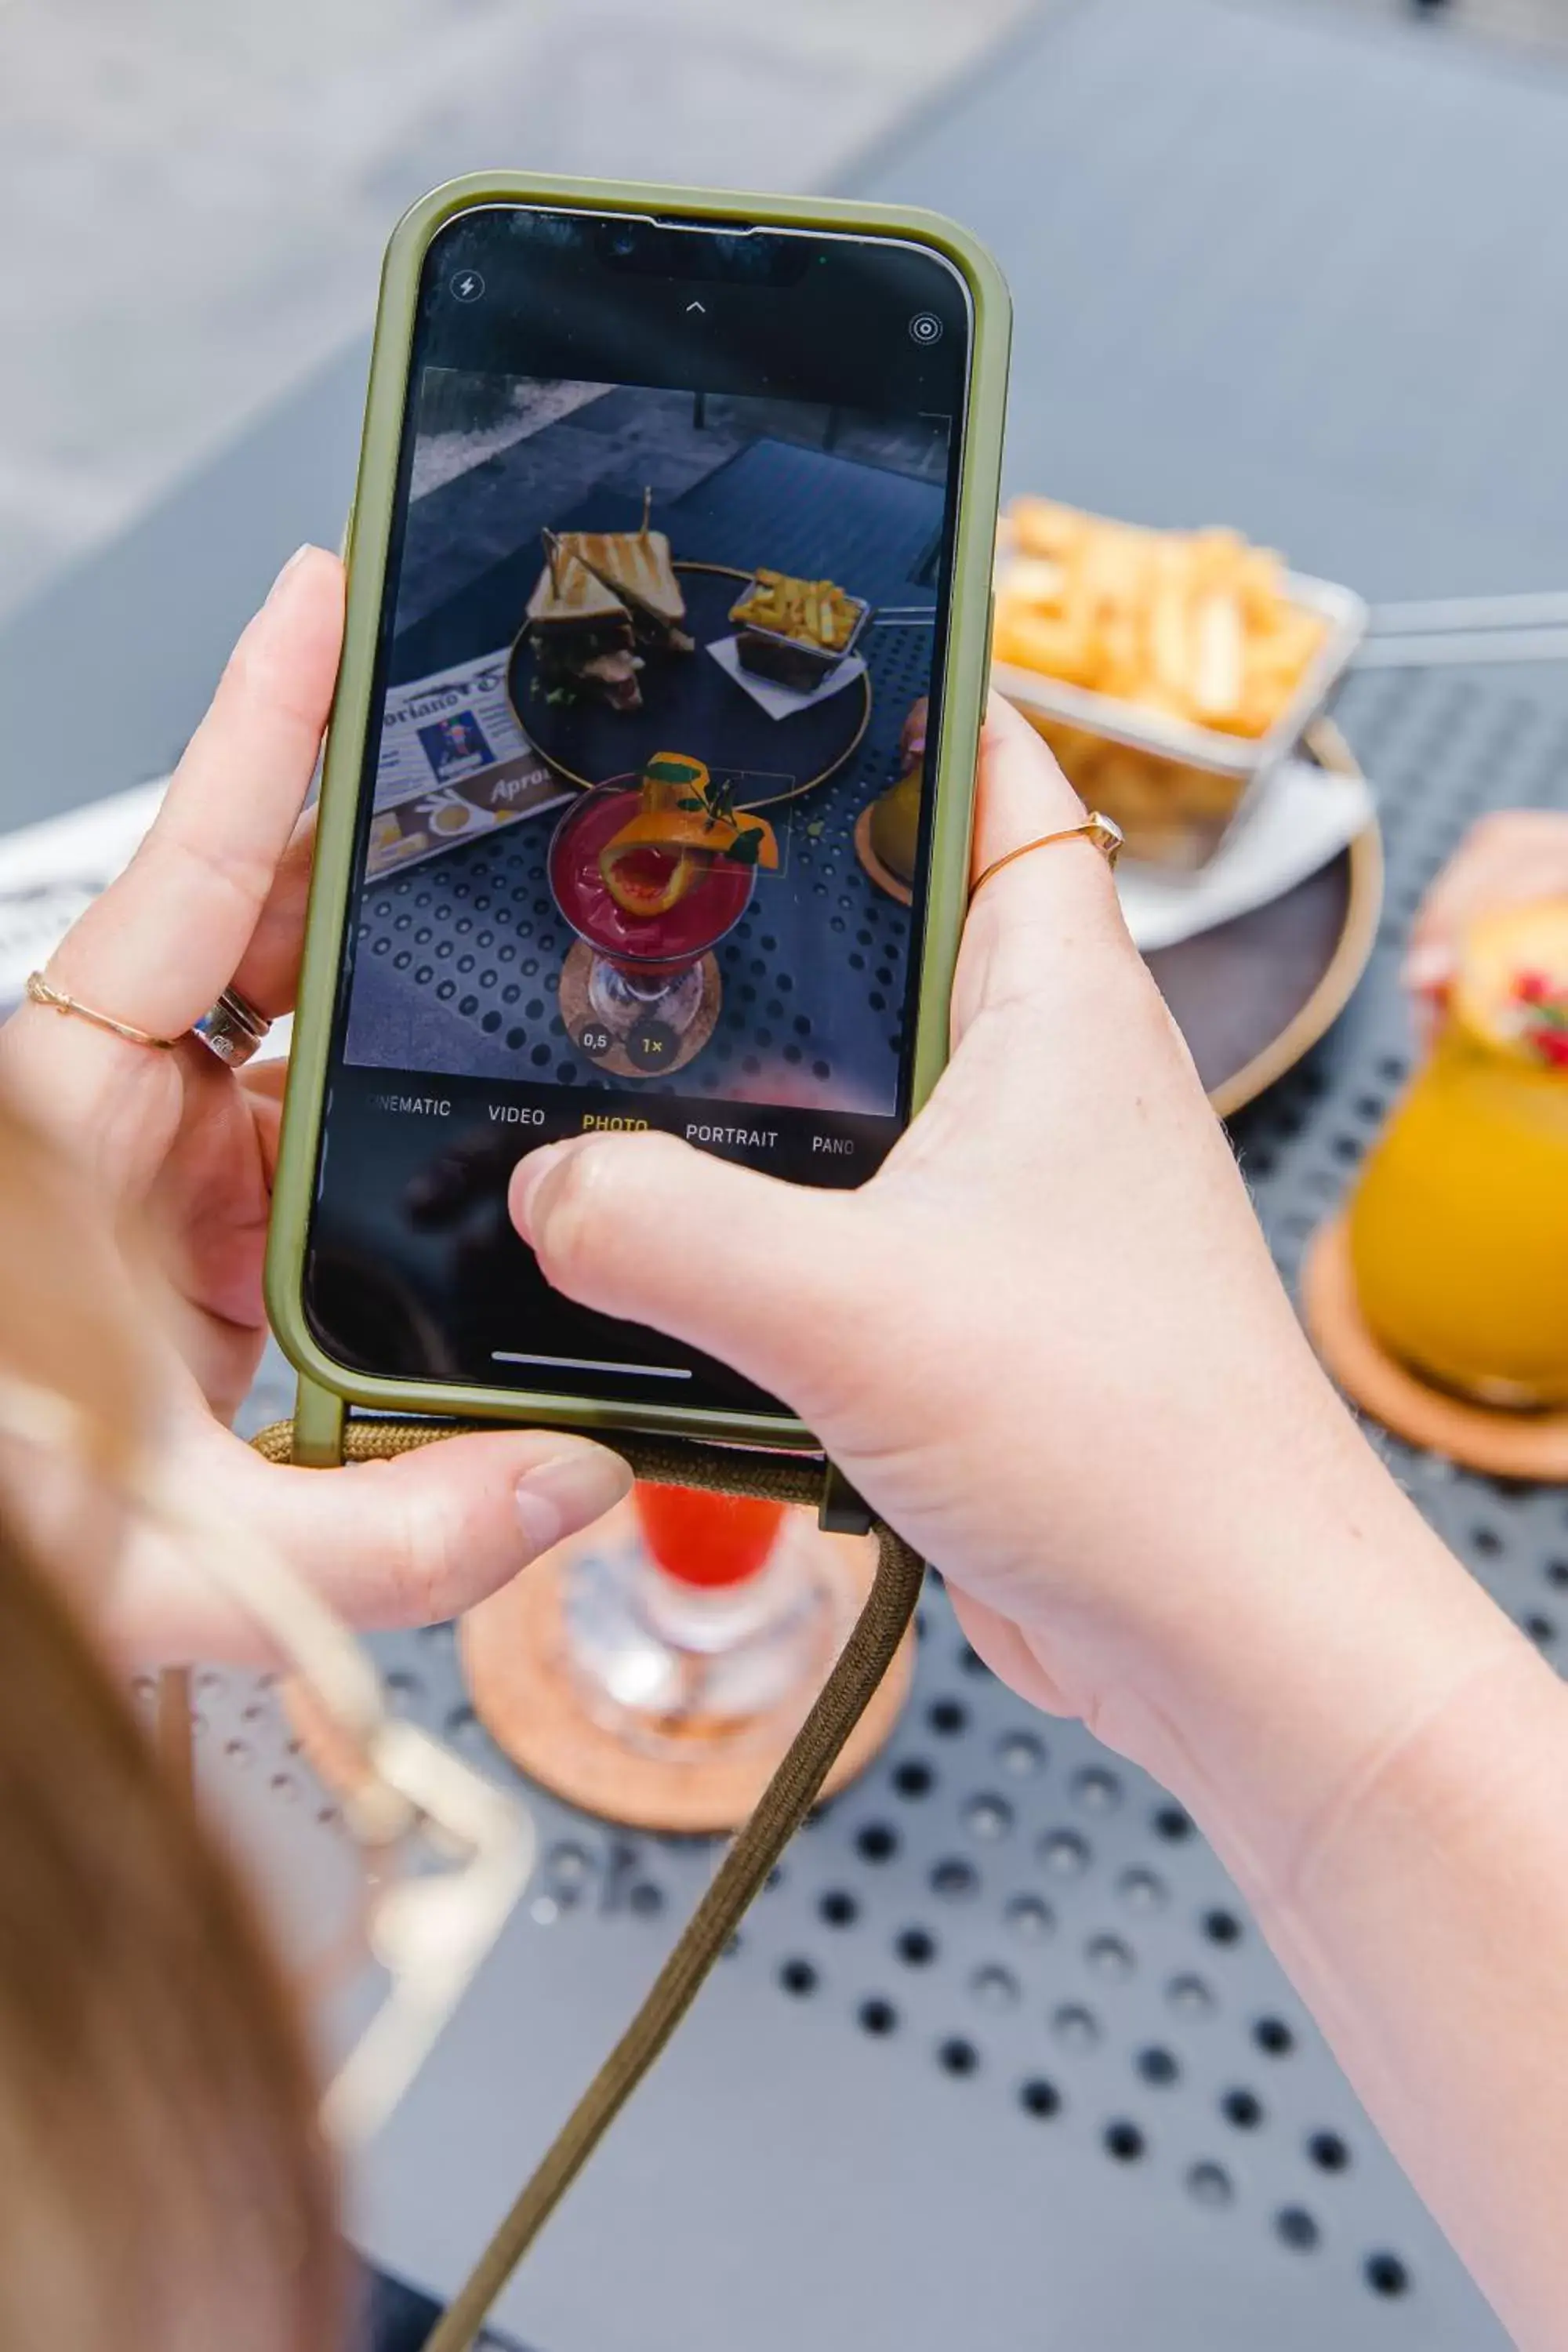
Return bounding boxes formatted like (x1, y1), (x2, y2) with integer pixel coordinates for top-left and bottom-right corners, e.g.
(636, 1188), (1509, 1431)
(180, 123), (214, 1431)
(512, 706), (1568, 2352)
(509, 698), (1511, 1861)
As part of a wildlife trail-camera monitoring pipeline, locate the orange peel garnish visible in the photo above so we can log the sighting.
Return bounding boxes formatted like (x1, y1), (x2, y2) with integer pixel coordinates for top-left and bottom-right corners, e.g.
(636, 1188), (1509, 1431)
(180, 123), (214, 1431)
(597, 752), (779, 915)
(641, 750), (710, 815)
(599, 844), (699, 917)
(601, 806), (778, 869)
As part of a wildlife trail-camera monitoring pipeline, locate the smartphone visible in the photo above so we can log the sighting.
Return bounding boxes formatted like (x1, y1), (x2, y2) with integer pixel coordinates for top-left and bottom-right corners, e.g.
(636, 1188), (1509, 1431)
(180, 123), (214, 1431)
(267, 173), (1010, 1447)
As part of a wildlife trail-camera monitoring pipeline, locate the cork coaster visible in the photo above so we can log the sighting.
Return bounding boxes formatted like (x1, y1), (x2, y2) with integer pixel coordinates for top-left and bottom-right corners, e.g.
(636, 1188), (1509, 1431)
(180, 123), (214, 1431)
(558, 940), (720, 1080)
(854, 804), (913, 909)
(459, 1509), (914, 1833)
(1302, 1214), (1568, 1480)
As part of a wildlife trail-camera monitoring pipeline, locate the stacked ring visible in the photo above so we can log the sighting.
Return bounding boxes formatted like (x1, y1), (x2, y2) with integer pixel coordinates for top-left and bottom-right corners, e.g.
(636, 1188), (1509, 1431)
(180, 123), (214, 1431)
(25, 973), (273, 1070)
(191, 987), (273, 1069)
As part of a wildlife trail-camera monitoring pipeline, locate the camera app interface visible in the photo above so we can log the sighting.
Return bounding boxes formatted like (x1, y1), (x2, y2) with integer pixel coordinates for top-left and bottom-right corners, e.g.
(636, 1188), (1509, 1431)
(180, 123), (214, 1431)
(306, 206), (971, 1410)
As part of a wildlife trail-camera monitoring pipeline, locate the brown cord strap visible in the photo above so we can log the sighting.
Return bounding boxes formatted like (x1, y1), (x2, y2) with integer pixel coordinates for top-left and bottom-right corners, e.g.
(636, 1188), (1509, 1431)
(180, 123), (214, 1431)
(249, 1414), (924, 2352)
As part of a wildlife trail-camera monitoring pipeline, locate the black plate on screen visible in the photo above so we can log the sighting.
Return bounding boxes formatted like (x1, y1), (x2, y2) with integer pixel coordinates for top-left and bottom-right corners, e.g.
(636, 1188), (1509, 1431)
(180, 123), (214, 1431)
(506, 562), (871, 810)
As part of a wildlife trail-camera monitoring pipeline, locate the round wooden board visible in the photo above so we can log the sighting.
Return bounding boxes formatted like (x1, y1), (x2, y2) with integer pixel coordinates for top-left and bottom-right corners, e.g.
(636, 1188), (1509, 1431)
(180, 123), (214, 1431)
(459, 1508), (913, 1834)
(509, 562), (870, 810)
(854, 803), (913, 908)
(1302, 1213), (1568, 1480)
(1145, 722), (1384, 1118)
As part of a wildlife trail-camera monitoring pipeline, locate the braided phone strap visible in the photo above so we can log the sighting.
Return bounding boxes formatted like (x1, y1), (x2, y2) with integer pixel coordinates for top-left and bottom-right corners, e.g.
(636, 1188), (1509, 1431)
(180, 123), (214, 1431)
(250, 1415), (924, 2352)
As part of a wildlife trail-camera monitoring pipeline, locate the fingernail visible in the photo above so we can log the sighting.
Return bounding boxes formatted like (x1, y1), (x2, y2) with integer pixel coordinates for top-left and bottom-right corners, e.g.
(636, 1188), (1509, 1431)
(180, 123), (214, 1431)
(510, 1138), (586, 1244)
(265, 544), (316, 604)
(515, 1446), (633, 1555)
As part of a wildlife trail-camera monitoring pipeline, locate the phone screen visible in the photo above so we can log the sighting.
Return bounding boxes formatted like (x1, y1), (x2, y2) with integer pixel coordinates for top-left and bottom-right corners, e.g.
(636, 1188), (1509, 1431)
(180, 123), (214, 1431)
(303, 201), (974, 1417)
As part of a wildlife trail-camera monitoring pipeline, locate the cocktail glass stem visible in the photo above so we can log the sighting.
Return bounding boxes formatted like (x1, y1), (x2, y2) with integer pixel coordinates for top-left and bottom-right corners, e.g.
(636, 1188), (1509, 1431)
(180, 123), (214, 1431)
(586, 954), (704, 1033)
(561, 1487), (849, 1758)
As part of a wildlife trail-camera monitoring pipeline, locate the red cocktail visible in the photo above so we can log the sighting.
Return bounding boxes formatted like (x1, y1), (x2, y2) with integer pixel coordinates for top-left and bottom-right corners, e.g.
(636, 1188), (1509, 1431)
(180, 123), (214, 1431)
(562, 1481), (844, 1758)
(548, 757), (775, 1066)
(634, 1484), (788, 1588)
(550, 784), (755, 978)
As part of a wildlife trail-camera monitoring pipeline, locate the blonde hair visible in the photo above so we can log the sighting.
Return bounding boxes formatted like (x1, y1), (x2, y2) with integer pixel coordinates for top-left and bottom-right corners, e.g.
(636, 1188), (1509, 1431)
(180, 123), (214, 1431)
(0, 1091), (343, 2349)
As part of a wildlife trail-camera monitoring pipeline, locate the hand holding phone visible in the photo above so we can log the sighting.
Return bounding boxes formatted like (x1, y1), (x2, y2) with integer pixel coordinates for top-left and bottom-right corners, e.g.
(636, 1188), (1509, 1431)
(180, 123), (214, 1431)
(506, 693), (1428, 1838)
(0, 548), (632, 1660)
(267, 173), (1010, 1446)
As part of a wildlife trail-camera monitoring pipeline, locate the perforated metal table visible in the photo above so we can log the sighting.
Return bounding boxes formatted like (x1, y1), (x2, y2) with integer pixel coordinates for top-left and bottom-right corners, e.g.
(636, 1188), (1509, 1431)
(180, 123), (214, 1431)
(350, 441), (938, 1102)
(9, 2), (1568, 2347)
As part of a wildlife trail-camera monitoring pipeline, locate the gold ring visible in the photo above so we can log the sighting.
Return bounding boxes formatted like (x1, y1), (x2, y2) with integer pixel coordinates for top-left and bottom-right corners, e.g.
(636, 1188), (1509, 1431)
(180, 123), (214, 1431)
(24, 972), (272, 1067)
(971, 811), (1123, 903)
(24, 971), (178, 1050)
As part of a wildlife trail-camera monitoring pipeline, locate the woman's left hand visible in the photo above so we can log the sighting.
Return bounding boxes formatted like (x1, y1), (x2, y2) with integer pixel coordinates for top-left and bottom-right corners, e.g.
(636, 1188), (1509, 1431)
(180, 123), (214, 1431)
(0, 547), (630, 1659)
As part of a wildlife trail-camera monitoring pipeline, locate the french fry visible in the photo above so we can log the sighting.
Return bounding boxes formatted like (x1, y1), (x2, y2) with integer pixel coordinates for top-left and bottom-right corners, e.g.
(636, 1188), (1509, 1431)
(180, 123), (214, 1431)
(994, 604), (1096, 688)
(731, 570), (862, 652)
(1007, 555), (1067, 608)
(1149, 575), (1191, 703)
(1010, 496), (1081, 559)
(1192, 591), (1244, 724)
(994, 497), (1324, 741)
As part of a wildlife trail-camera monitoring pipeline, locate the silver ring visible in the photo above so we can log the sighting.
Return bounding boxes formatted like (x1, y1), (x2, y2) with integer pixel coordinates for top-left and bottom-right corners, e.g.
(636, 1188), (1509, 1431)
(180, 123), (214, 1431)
(192, 986), (271, 1069)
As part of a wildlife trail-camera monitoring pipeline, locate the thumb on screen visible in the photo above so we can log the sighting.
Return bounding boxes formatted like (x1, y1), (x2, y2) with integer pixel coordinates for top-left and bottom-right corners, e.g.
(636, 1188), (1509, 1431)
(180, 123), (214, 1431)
(509, 1132), (876, 1419)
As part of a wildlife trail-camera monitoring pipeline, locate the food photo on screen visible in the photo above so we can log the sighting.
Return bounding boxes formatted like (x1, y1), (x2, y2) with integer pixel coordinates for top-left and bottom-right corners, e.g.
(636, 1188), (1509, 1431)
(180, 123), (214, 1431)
(341, 372), (952, 1120)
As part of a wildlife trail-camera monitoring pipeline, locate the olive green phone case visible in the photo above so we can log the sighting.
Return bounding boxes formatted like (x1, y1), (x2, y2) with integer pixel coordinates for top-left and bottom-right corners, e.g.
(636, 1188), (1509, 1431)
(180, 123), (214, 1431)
(264, 170), (1011, 1450)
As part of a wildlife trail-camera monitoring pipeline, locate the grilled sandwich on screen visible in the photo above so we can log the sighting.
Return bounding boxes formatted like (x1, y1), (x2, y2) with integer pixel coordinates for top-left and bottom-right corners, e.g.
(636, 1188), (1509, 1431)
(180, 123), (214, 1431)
(527, 540), (643, 711)
(526, 490), (694, 712)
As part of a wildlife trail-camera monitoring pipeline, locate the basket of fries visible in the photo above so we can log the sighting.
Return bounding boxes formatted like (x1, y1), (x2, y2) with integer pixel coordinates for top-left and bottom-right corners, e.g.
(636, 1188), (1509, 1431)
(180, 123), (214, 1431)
(992, 499), (1367, 869)
(730, 570), (870, 695)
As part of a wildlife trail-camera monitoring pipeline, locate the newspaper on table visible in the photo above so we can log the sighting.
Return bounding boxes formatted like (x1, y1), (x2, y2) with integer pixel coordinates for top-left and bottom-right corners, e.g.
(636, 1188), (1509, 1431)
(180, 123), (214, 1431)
(368, 648), (568, 879)
(0, 650), (569, 1021)
(0, 779), (169, 1012)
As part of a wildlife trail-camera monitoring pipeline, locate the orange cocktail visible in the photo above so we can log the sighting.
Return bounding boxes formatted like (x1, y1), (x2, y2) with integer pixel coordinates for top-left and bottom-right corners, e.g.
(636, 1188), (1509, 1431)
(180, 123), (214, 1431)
(1348, 898), (1568, 1406)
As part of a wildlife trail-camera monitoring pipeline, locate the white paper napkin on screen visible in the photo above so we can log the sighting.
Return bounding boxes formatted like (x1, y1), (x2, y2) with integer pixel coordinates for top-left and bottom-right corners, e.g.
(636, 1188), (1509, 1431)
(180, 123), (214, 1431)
(706, 633), (867, 720)
(1116, 757), (1375, 953)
